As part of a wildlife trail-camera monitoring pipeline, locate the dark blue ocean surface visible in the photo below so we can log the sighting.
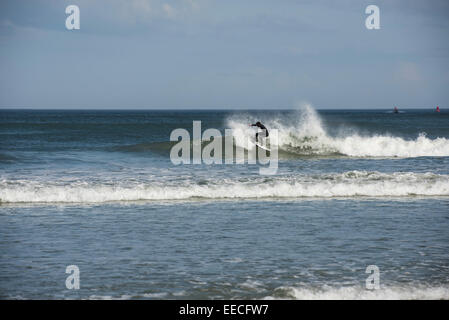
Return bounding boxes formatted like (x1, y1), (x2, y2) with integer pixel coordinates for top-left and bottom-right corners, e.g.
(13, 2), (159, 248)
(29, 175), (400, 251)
(1, 108), (448, 299)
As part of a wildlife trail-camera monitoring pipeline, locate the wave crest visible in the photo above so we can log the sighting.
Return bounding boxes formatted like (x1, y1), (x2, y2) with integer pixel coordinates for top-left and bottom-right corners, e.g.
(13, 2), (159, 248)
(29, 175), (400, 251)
(265, 285), (449, 300)
(227, 105), (449, 157)
(1, 171), (448, 203)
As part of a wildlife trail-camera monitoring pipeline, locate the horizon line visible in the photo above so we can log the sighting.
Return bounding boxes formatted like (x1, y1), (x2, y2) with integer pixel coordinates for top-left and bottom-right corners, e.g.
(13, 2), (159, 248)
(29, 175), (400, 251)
(0, 106), (444, 111)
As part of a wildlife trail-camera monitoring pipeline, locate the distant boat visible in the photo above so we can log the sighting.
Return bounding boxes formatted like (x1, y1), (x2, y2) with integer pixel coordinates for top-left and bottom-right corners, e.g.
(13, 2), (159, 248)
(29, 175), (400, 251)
(436, 106), (440, 112)
(394, 106), (399, 114)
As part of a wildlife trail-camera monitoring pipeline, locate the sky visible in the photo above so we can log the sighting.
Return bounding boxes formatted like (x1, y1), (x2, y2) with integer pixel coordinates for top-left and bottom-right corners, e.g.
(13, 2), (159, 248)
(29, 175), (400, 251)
(0, 0), (448, 109)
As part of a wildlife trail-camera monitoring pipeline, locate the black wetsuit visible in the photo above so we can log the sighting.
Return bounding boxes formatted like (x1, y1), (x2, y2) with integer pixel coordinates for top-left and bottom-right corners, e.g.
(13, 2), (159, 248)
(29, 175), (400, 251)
(251, 123), (269, 142)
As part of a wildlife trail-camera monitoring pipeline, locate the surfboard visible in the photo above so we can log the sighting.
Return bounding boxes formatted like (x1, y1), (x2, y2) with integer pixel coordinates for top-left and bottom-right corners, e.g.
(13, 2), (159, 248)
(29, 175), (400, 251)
(254, 142), (271, 152)
(248, 137), (271, 151)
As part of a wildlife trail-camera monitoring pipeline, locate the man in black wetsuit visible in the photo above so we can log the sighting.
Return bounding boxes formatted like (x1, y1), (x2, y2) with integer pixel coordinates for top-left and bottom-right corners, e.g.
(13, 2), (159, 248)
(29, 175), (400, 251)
(250, 121), (269, 143)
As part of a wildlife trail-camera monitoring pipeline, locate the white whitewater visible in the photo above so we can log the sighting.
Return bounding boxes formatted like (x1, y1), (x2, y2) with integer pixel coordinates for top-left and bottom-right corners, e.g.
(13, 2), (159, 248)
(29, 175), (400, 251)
(227, 104), (449, 157)
(1, 171), (449, 203)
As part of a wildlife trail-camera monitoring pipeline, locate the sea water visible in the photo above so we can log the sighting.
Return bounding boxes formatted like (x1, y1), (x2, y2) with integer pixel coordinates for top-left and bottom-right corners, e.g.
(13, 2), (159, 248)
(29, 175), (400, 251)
(1, 107), (448, 299)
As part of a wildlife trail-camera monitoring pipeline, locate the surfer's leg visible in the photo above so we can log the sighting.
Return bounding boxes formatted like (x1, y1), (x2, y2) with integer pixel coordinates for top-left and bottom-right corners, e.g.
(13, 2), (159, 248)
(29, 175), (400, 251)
(256, 132), (259, 143)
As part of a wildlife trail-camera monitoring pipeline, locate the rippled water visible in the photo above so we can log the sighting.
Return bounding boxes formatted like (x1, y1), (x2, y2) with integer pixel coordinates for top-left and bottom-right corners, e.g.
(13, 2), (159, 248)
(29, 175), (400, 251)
(1, 108), (448, 299)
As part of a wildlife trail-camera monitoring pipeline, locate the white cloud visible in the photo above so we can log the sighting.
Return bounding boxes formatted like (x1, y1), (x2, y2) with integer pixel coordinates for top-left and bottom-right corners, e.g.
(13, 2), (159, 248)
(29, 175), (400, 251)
(162, 4), (176, 19)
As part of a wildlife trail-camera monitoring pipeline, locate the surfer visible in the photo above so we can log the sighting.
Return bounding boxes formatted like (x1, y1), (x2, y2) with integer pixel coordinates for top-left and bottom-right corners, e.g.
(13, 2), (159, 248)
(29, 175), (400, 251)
(436, 106), (440, 112)
(250, 122), (269, 143)
(394, 106), (399, 113)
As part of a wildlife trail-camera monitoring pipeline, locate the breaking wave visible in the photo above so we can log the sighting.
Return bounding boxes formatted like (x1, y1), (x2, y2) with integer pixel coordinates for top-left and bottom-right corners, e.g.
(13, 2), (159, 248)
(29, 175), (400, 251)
(265, 284), (449, 300)
(227, 104), (449, 157)
(79, 285), (449, 300)
(1, 171), (448, 203)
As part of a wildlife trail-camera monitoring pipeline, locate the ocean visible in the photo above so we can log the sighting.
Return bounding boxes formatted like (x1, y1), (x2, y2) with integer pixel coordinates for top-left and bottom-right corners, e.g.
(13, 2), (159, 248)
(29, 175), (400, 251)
(1, 107), (448, 299)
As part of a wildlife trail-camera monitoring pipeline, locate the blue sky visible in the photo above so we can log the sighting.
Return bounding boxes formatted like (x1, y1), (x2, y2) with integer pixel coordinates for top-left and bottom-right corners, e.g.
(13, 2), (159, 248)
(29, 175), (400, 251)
(1, 0), (448, 109)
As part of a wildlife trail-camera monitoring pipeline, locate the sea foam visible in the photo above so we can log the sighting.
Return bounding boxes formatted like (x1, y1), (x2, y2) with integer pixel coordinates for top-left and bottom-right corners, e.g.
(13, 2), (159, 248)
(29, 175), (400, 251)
(1, 171), (448, 203)
(265, 284), (449, 300)
(227, 104), (449, 157)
